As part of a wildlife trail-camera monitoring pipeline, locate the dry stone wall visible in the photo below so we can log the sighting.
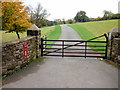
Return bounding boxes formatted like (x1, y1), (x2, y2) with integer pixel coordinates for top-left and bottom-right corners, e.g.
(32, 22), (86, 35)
(2, 36), (37, 76)
(2, 24), (41, 77)
(111, 38), (120, 64)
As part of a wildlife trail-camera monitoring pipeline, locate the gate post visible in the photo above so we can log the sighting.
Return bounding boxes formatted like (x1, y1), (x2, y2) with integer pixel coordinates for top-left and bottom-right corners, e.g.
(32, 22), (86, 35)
(104, 34), (108, 59)
(85, 42), (87, 58)
(27, 24), (41, 58)
(62, 41), (64, 57)
(41, 38), (43, 56)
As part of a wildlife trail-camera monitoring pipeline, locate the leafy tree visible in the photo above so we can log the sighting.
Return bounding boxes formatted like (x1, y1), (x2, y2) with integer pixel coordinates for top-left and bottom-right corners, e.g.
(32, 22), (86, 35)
(74, 11), (89, 22)
(28, 4), (50, 28)
(2, 1), (32, 39)
(52, 21), (58, 25)
(102, 10), (120, 20)
(62, 19), (66, 24)
(67, 19), (74, 24)
(27, 5), (34, 23)
(54, 19), (62, 25)
(92, 17), (102, 21)
(102, 10), (113, 20)
(111, 14), (120, 19)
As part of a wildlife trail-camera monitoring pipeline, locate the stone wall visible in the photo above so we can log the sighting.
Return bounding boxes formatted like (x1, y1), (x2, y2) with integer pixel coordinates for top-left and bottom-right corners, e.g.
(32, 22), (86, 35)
(108, 27), (120, 65)
(2, 36), (37, 76)
(111, 38), (120, 64)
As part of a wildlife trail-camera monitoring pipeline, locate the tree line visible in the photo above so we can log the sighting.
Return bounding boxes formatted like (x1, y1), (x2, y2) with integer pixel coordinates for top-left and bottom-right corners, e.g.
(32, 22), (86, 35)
(90, 10), (120, 21)
(72, 10), (120, 23)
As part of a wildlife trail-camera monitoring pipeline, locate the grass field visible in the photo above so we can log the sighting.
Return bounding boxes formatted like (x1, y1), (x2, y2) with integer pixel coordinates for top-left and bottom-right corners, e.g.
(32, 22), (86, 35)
(1, 25), (59, 42)
(1, 31), (27, 43)
(68, 19), (118, 41)
(41, 26), (55, 37)
(68, 19), (118, 54)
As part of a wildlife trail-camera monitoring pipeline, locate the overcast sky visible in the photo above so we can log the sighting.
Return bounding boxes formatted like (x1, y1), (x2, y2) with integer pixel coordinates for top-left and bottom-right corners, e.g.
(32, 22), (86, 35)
(23, 0), (120, 21)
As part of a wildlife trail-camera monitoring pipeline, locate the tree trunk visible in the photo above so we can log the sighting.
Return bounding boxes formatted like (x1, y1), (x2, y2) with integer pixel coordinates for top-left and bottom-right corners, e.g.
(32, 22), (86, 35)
(16, 31), (20, 39)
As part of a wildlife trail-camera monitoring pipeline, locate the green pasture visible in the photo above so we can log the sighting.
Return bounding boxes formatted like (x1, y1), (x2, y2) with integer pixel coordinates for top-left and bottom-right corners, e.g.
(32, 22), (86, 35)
(1, 25), (58, 42)
(1, 31), (27, 43)
(68, 19), (118, 54)
(41, 26), (55, 37)
(68, 19), (118, 41)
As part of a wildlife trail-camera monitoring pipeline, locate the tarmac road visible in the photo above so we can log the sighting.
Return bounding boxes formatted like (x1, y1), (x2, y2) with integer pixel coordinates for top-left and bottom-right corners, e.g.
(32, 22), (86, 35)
(3, 25), (118, 88)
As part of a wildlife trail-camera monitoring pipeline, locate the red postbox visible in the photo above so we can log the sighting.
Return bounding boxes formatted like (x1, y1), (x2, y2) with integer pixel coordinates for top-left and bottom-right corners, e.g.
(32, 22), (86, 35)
(23, 44), (28, 58)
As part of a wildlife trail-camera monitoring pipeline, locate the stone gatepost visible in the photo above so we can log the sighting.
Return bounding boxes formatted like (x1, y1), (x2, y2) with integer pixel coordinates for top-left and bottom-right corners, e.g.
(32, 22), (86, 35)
(27, 24), (41, 58)
(111, 38), (120, 63)
(108, 27), (120, 64)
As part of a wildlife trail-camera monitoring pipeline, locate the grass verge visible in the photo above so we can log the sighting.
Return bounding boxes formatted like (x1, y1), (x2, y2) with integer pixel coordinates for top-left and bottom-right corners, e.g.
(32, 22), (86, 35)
(45, 25), (62, 48)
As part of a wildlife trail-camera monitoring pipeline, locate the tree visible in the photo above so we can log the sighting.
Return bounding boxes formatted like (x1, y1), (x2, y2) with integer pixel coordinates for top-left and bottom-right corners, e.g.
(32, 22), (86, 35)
(62, 19), (66, 24)
(92, 17), (102, 21)
(67, 19), (74, 24)
(102, 10), (113, 20)
(29, 4), (50, 28)
(54, 19), (62, 25)
(2, 1), (32, 39)
(27, 5), (34, 23)
(74, 11), (89, 22)
(111, 14), (120, 19)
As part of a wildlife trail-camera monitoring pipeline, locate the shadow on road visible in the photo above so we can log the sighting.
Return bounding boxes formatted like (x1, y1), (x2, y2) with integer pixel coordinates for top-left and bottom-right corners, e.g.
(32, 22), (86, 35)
(2, 57), (45, 85)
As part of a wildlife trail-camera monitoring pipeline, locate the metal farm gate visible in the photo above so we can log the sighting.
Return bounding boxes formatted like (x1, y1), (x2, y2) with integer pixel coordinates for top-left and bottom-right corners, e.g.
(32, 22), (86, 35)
(40, 34), (108, 59)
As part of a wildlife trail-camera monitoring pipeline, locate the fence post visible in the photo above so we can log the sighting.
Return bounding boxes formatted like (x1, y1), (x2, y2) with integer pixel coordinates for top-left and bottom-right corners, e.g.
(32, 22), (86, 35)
(44, 36), (47, 49)
(108, 32), (113, 59)
(41, 38), (43, 56)
(85, 42), (87, 58)
(62, 41), (64, 57)
(104, 34), (108, 59)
